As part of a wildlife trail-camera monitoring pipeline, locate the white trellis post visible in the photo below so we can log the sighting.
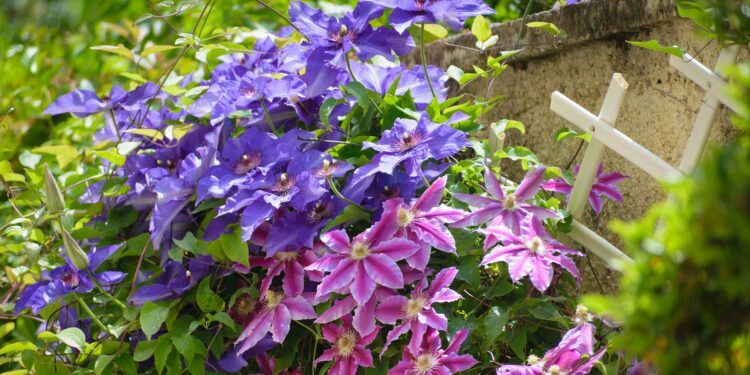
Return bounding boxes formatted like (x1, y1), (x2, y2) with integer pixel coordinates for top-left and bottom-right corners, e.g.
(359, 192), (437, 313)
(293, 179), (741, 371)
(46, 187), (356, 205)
(674, 46), (741, 173)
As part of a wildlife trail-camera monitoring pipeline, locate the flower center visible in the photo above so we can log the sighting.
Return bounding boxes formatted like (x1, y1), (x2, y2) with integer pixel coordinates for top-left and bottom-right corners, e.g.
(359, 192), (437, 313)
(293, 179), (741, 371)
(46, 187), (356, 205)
(503, 193), (517, 210)
(264, 290), (283, 309)
(272, 173), (296, 193)
(381, 185), (399, 200)
(307, 200), (334, 224)
(526, 236), (544, 254)
(575, 304), (592, 323)
(350, 242), (370, 260)
(335, 330), (359, 357)
(397, 206), (414, 227)
(527, 354), (541, 366)
(62, 270), (80, 288)
(395, 131), (423, 152)
(403, 296), (427, 319)
(414, 354), (438, 374)
(232, 293), (257, 316)
(275, 251), (299, 262)
(234, 152), (263, 174)
(547, 365), (563, 375)
(314, 159), (340, 178)
(242, 86), (256, 97)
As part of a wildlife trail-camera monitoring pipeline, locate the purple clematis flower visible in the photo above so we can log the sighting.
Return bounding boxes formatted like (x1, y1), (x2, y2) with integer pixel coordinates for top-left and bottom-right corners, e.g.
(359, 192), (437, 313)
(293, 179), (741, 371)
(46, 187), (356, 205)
(235, 290), (316, 354)
(356, 113), (469, 184)
(388, 328), (477, 375)
(541, 164), (627, 215)
(452, 166), (555, 234)
(479, 216), (582, 292)
(352, 61), (449, 110)
(289, 2), (414, 68)
(15, 244), (126, 315)
(314, 314), (380, 374)
(131, 255), (214, 305)
(44, 86), (127, 117)
(381, 176), (465, 270)
(375, 267), (462, 353)
(365, 0), (494, 33)
(308, 207), (420, 305)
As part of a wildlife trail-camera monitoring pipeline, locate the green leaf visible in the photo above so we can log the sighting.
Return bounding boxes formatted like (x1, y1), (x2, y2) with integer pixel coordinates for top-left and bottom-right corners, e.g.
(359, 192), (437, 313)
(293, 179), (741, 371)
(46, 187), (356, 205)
(484, 307), (508, 343)
(0, 341), (36, 355)
(627, 40), (684, 57)
(422, 24), (448, 40)
(141, 44), (180, 56)
(32, 145), (78, 168)
(343, 81), (370, 110)
(0, 161), (24, 182)
(140, 301), (170, 339)
(95, 354), (115, 375)
(197, 277), (225, 313)
(56, 327), (86, 351)
(508, 325), (527, 359)
(526, 21), (561, 36)
(120, 72), (148, 83)
(91, 44), (135, 61)
(530, 302), (564, 322)
(492, 119), (525, 136)
(319, 98), (345, 132)
(208, 312), (238, 332)
(124, 128), (164, 141)
(322, 204), (371, 232)
(173, 232), (198, 253)
(134, 340), (158, 362)
(90, 149), (126, 166)
(154, 334), (173, 375)
(457, 256), (481, 289)
(221, 226), (249, 267)
(476, 35), (499, 51)
(471, 15), (492, 42)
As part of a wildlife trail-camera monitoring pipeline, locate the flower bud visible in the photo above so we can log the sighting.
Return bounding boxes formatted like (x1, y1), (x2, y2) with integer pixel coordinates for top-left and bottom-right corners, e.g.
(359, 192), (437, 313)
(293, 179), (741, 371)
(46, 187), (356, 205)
(62, 229), (89, 270)
(44, 164), (65, 215)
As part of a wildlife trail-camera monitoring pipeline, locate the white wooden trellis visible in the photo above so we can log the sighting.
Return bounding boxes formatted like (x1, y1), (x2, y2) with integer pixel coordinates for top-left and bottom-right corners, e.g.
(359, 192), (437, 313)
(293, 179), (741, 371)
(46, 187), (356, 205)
(546, 46), (741, 269)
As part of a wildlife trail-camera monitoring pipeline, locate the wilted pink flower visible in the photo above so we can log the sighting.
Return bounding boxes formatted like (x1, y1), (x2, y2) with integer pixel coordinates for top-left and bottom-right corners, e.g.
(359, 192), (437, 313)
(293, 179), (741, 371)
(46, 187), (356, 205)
(542, 164), (626, 215)
(308, 208), (420, 305)
(453, 166), (555, 234)
(236, 291), (316, 354)
(479, 216), (582, 292)
(314, 314), (380, 374)
(376, 267), (461, 353)
(381, 176), (465, 270)
(389, 328), (477, 375)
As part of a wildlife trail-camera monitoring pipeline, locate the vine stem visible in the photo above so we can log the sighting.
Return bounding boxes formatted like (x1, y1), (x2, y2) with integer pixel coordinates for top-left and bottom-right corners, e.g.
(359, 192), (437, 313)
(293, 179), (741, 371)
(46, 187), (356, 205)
(128, 238), (152, 303)
(420, 23), (438, 100)
(260, 100), (281, 136)
(345, 53), (358, 82)
(255, 0), (306, 39)
(74, 293), (113, 338)
(294, 320), (322, 341)
(85, 269), (127, 310)
(326, 177), (367, 211)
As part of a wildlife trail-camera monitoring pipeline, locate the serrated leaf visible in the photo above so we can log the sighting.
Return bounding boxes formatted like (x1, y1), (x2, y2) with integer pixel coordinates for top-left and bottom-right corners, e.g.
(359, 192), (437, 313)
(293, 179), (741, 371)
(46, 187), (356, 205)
(627, 40), (684, 57)
(197, 278), (224, 313)
(56, 327), (86, 351)
(140, 301), (170, 339)
(526, 21), (561, 36)
(472, 15), (492, 42)
(91, 44), (135, 60)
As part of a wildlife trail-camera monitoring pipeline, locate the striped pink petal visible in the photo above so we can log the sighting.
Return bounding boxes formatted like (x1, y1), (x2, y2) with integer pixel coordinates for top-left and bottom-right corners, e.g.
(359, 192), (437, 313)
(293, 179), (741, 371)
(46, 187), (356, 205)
(364, 253), (404, 289)
(375, 295), (407, 324)
(320, 230), (351, 254)
(316, 258), (357, 298)
(351, 262), (376, 304)
(371, 238), (420, 261)
(413, 176), (447, 212)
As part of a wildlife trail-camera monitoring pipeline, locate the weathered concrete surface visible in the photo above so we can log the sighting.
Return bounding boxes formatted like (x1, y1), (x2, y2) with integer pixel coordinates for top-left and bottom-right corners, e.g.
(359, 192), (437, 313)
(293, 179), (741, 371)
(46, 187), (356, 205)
(413, 0), (743, 292)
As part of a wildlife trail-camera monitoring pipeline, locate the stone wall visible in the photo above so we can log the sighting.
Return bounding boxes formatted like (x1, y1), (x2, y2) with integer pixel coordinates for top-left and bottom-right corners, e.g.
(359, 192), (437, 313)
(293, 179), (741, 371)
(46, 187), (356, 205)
(414, 0), (742, 292)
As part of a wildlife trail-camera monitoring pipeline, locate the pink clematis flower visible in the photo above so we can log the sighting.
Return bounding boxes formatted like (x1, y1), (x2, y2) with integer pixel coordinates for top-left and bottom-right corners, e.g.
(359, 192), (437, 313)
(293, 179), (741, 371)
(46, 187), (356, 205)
(452, 166), (555, 234)
(496, 320), (606, 375)
(235, 290), (316, 354)
(248, 249), (321, 298)
(541, 163), (627, 215)
(479, 216), (582, 292)
(255, 354), (302, 375)
(388, 328), (477, 375)
(308, 207), (420, 305)
(381, 176), (466, 270)
(375, 267), (461, 353)
(314, 314), (380, 374)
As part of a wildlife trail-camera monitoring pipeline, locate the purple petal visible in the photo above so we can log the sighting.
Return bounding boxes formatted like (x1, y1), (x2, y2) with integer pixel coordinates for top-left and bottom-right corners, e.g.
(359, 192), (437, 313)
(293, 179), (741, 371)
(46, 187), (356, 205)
(317, 258), (357, 298)
(271, 305), (292, 343)
(350, 262), (376, 304)
(515, 166), (546, 201)
(364, 253), (404, 289)
(413, 176), (447, 212)
(371, 238), (420, 261)
(375, 295), (407, 324)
